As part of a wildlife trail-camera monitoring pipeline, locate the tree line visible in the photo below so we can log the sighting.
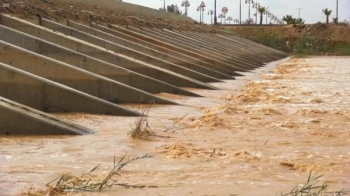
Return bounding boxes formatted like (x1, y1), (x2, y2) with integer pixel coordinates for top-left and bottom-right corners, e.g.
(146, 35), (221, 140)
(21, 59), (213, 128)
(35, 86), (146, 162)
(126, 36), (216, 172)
(282, 8), (338, 24)
(255, 7), (339, 25)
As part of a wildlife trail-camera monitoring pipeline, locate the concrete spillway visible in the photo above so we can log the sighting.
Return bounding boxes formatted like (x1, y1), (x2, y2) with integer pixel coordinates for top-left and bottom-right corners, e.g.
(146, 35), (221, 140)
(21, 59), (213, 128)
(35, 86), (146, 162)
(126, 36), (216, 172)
(0, 13), (288, 135)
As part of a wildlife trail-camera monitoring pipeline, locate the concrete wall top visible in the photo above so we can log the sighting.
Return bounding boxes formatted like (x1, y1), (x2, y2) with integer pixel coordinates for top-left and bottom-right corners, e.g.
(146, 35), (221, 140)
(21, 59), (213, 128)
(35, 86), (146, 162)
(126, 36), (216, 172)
(70, 0), (193, 23)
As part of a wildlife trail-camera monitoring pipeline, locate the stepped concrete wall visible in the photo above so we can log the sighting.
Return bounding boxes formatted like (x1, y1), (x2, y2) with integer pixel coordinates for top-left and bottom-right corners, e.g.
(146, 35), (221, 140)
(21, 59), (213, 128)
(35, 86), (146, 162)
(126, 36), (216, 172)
(0, 62), (139, 116)
(0, 14), (215, 90)
(0, 41), (176, 105)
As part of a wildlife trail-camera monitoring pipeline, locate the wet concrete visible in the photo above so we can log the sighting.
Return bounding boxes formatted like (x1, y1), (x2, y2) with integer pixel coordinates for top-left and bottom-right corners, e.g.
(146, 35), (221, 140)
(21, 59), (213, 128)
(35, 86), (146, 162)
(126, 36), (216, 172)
(1, 56), (349, 195)
(0, 97), (94, 135)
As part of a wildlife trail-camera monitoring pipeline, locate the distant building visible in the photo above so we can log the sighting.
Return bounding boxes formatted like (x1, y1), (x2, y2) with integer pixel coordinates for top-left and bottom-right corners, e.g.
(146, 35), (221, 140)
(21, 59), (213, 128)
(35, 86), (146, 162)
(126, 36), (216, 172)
(167, 4), (180, 14)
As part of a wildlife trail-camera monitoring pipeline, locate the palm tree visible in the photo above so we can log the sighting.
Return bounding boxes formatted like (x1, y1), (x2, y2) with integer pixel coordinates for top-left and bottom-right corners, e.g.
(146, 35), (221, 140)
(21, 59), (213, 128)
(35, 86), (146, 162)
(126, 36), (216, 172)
(244, 18), (254, 24)
(295, 18), (305, 24)
(322, 8), (332, 24)
(282, 15), (294, 24)
(181, 0), (190, 16)
(333, 17), (338, 24)
(227, 16), (233, 24)
(218, 13), (225, 24)
(258, 7), (266, 25)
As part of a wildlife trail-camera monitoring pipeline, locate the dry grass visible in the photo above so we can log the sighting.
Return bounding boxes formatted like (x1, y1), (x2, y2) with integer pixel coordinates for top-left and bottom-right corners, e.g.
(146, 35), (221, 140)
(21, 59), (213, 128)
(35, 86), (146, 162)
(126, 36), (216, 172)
(128, 103), (154, 140)
(128, 102), (188, 138)
(280, 172), (348, 196)
(22, 154), (154, 196)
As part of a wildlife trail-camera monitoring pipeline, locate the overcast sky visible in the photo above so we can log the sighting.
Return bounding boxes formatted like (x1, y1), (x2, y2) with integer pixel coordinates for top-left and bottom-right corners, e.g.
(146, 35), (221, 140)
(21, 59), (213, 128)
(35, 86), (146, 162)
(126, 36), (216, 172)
(123, 0), (349, 24)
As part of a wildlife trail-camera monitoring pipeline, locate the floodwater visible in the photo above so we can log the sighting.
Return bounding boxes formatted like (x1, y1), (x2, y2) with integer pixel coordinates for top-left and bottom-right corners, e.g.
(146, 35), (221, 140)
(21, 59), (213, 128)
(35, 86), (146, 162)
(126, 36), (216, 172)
(1, 57), (349, 195)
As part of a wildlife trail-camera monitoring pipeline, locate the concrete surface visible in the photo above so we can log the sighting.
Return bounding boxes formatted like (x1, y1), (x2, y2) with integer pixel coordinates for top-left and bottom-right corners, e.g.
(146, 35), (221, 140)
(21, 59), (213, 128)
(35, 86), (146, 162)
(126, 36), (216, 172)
(0, 62), (140, 116)
(0, 14), (216, 90)
(0, 25), (198, 98)
(122, 26), (252, 74)
(40, 18), (221, 83)
(66, 20), (232, 80)
(0, 97), (94, 135)
(89, 23), (234, 80)
(112, 25), (241, 76)
(0, 40), (177, 105)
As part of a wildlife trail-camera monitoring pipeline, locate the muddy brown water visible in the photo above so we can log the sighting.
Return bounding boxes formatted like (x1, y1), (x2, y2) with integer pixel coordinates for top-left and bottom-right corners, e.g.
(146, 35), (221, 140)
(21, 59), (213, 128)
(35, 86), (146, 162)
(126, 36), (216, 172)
(1, 57), (349, 195)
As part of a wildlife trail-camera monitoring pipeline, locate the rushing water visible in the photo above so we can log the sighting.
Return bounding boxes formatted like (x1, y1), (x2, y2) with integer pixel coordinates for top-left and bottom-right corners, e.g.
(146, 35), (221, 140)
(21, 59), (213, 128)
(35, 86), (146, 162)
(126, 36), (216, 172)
(1, 57), (350, 195)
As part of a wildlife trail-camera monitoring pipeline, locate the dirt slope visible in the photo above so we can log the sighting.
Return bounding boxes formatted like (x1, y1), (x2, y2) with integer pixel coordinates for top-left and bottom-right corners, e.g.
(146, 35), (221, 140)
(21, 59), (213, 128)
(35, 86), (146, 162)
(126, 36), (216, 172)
(0, 0), (216, 33)
(227, 24), (350, 55)
(229, 24), (350, 42)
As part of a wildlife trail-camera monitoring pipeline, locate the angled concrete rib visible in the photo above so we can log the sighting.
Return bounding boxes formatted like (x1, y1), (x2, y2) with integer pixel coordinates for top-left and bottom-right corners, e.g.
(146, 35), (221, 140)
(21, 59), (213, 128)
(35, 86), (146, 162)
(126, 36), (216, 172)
(0, 62), (140, 116)
(0, 97), (95, 135)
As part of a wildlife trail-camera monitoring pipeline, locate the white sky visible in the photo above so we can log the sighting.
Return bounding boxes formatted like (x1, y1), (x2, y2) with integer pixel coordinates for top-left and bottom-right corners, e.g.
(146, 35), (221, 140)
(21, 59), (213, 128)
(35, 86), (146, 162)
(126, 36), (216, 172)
(123, 0), (350, 24)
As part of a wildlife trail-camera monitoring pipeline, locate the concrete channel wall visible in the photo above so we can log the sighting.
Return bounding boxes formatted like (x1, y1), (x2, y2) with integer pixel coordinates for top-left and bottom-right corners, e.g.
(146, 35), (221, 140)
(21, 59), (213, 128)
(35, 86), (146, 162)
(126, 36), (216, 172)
(0, 97), (94, 135)
(0, 62), (139, 116)
(0, 41), (176, 105)
(66, 20), (232, 80)
(0, 14), (215, 90)
(0, 26), (198, 98)
(108, 24), (240, 77)
(88, 23), (233, 80)
(171, 30), (265, 66)
(39, 18), (220, 84)
(0, 13), (288, 135)
(116, 25), (247, 76)
(155, 29), (257, 70)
